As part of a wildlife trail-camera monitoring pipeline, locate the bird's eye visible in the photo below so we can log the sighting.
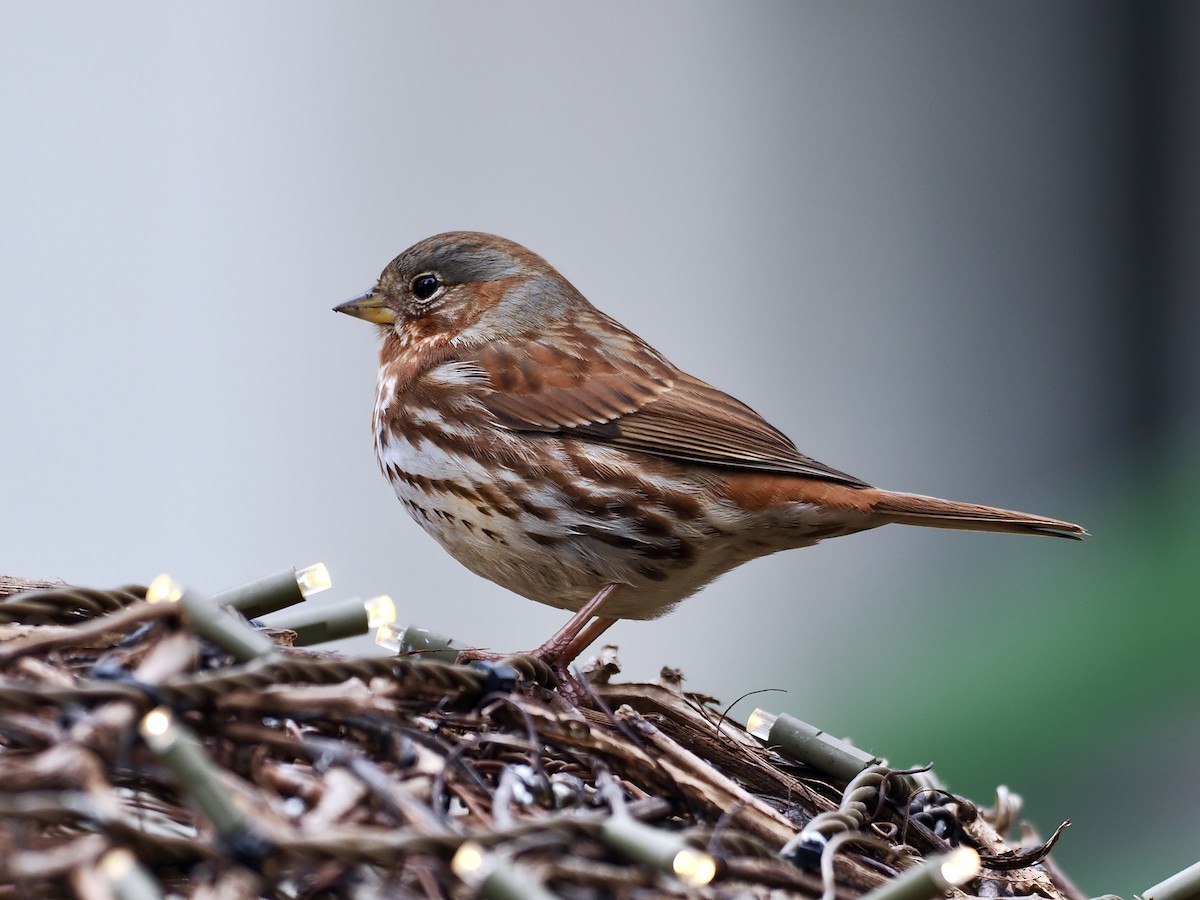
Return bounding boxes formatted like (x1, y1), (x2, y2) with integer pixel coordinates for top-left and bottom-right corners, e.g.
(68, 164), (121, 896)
(411, 274), (441, 301)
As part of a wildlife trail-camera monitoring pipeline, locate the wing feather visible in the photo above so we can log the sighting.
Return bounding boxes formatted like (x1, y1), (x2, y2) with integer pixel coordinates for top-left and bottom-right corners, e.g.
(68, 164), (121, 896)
(467, 309), (869, 488)
(611, 373), (869, 485)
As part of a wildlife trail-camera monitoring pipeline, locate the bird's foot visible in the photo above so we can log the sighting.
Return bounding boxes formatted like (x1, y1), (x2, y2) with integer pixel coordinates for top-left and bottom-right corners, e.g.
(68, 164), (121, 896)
(453, 647), (506, 664)
(453, 584), (623, 701)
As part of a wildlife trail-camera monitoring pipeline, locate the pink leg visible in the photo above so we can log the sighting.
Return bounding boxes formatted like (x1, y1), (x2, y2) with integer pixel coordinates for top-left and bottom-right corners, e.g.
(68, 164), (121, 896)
(528, 583), (622, 665)
(555, 614), (618, 668)
(455, 583), (623, 671)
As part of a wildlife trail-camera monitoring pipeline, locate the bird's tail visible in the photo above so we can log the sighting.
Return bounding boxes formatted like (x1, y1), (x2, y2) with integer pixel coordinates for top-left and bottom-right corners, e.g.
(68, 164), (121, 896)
(869, 490), (1086, 539)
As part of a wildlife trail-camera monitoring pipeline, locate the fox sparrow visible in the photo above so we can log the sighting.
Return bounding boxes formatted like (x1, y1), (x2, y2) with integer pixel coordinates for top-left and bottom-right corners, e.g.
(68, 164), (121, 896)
(336, 232), (1084, 667)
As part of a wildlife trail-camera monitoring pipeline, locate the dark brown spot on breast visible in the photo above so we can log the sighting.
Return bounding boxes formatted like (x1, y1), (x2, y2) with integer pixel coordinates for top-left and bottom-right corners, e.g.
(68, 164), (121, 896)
(604, 500), (640, 518)
(636, 512), (674, 538)
(635, 564), (667, 582)
(576, 524), (641, 551)
(472, 482), (518, 518)
(393, 470), (485, 506)
(514, 495), (555, 521)
(575, 524), (695, 564)
(441, 478), (484, 503)
(481, 528), (501, 542)
(639, 537), (695, 562)
(566, 490), (610, 518)
(662, 491), (702, 519)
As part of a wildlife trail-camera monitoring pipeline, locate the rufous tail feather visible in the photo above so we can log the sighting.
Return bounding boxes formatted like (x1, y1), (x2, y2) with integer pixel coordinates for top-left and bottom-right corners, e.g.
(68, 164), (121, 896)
(870, 491), (1086, 539)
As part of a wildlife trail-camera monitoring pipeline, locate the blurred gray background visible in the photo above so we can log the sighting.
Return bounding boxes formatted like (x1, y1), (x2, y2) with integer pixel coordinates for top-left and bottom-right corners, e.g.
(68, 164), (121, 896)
(3, 2), (1198, 893)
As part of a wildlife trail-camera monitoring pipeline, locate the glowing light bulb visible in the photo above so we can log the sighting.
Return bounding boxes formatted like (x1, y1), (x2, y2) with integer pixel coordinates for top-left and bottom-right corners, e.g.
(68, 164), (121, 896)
(451, 841), (490, 883)
(939, 847), (981, 884)
(138, 706), (248, 840)
(747, 709), (880, 783)
(296, 562), (332, 598)
(99, 848), (136, 880)
(266, 593), (395, 647)
(213, 564), (332, 618)
(375, 621), (402, 652)
(145, 575), (182, 604)
(600, 815), (722, 886)
(140, 708), (173, 741)
(746, 708), (778, 740)
(364, 594), (396, 629)
(672, 848), (718, 886)
(99, 848), (163, 900)
(859, 846), (982, 900)
(449, 841), (560, 900)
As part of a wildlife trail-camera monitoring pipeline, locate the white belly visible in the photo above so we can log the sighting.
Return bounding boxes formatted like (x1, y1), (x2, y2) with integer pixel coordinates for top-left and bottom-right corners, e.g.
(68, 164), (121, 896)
(374, 416), (829, 619)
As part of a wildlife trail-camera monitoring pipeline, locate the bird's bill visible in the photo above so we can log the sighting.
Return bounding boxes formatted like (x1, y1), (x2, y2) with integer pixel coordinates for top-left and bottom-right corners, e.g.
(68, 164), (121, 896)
(334, 289), (396, 325)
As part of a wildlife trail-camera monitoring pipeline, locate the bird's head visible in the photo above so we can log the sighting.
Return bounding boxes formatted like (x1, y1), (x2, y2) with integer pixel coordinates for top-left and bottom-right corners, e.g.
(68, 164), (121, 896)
(335, 232), (584, 349)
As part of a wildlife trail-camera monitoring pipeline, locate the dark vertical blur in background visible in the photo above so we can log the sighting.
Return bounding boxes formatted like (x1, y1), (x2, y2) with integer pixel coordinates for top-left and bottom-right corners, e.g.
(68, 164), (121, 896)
(1121, 2), (1196, 453)
(2, 3), (1197, 893)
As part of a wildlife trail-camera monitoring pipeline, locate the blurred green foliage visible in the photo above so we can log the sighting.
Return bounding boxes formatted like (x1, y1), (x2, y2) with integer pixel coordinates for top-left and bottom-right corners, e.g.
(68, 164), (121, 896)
(835, 444), (1200, 895)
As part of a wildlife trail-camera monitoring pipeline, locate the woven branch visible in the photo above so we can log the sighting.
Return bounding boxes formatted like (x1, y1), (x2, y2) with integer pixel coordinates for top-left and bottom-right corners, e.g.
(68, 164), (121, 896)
(0, 575), (1086, 899)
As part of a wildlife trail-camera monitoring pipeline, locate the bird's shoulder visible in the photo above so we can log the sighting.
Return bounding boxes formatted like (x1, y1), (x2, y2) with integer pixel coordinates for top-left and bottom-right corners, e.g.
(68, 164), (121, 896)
(445, 318), (868, 487)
